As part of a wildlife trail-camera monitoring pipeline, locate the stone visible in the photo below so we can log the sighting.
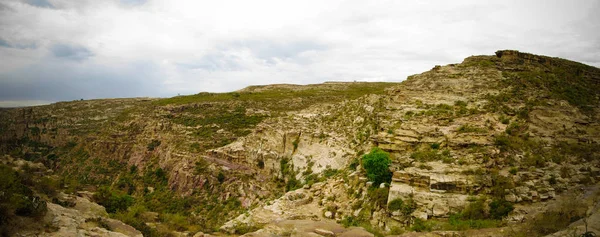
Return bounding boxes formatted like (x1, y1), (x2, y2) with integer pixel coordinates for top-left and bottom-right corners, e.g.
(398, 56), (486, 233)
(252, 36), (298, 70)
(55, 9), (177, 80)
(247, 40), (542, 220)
(353, 208), (362, 217)
(324, 211), (333, 219)
(314, 228), (335, 237)
(505, 193), (517, 203)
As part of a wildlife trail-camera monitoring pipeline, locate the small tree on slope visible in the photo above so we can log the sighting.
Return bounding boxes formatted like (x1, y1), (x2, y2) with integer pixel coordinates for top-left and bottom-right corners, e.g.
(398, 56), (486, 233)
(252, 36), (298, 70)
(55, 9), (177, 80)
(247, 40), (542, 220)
(362, 147), (392, 186)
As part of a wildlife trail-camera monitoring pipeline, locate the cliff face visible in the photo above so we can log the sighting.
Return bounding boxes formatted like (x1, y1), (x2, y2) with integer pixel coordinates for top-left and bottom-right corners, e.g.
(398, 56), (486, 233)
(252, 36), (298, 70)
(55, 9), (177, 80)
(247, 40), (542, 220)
(222, 51), (600, 236)
(377, 51), (600, 221)
(1, 50), (599, 236)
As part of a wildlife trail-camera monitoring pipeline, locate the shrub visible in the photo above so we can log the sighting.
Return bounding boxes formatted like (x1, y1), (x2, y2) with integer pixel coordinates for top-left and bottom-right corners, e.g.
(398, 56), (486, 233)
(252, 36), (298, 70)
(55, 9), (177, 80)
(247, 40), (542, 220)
(217, 172), (225, 183)
(454, 100), (468, 107)
(388, 196), (416, 216)
(323, 168), (339, 178)
(348, 158), (359, 170)
(494, 135), (511, 152)
(340, 216), (363, 227)
(234, 223), (262, 235)
(194, 159), (209, 174)
(292, 138), (300, 152)
(548, 174), (557, 185)
(0, 164), (48, 223)
(14, 195), (47, 218)
(457, 125), (487, 133)
(430, 143), (440, 150)
(36, 176), (59, 197)
(368, 187), (389, 208)
(489, 199), (514, 219)
(285, 176), (301, 191)
(257, 159), (265, 169)
(411, 218), (432, 232)
(522, 152), (546, 168)
(499, 115), (510, 125)
(490, 174), (513, 198)
(94, 186), (135, 213)
(361, 148), (392, 186)
(509, 167), (518, 175)
(461, 198), (487, 220)
(147, 140), (161, 151)
(505, 122), (525, 136)
(388, 198), (404, 212)
(410, 150), (442, 162)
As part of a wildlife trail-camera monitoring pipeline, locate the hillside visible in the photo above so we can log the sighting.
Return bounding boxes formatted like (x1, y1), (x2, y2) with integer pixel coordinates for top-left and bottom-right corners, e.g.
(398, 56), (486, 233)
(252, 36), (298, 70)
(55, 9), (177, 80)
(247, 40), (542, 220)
(0, 50), (599, 237)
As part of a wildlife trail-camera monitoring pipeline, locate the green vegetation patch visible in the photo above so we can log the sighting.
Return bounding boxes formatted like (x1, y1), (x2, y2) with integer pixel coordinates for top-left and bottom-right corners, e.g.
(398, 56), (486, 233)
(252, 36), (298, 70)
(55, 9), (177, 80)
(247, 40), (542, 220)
(490, 56), (600, 115)
(154, 82), (396, 108)
(361, 147), (392, 186)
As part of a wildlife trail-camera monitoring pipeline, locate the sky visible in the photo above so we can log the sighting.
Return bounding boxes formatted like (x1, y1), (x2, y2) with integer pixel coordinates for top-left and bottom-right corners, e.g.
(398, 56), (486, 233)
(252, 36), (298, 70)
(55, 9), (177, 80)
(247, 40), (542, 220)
(0, 0), (599, 107)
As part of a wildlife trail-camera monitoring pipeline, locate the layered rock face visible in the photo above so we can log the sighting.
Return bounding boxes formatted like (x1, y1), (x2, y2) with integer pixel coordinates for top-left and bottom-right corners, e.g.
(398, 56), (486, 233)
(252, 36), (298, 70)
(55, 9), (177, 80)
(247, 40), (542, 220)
(225, 50), (600, 236)
(211, 95), (384, 179)
(377, 51), (600, 223)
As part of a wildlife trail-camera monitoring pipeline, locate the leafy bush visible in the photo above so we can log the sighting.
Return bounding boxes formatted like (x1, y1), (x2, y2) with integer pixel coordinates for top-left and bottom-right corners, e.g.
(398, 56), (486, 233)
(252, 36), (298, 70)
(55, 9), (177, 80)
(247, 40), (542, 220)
(323, 168), (339, 178)
(489, 199), (514, 220)
(147, 140), (161, 151)
(257, 159), (265, 169)
(499, 115), (510, 125)
(452, 196), (513, 229)
(388, 197), (416, 215)
(217, 172), (225, 183)
(509, 167), (518, 175)
(0, 164), (48, 234)
(368, 187), (389, 208)
(410, 150), (441, 162)
(36, 176), (59, 197)
(388, 198), (404, 212)
(285, 176), (301, 191)
(194, 159), (209, 174)
(454, 100), (468, 107)
(505, 122), (525, 136)
(234, 223), (262, 235)
(14, 195), (47, 217)
(94, 186), (135, 213)
(411, 218), (433, 232)
(461, 198), (487, 220)
(522, 152), (546, 168)
(362, 148), (392, 186)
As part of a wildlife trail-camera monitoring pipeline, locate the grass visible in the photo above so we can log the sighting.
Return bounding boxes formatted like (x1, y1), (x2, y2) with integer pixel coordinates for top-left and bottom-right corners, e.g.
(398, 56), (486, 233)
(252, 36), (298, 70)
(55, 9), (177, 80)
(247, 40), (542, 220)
(157, 82), (396, 153)
(410, 148), (452, 163)
(154, 82), (396, 108)
(489, 55), (600, 115)
(457, 124), (487, 133)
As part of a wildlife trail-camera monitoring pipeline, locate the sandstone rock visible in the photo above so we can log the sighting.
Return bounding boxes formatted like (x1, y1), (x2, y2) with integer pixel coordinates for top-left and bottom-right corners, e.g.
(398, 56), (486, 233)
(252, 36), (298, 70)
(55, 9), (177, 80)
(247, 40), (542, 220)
(505, 193), (517, 203)
(314, 228), (335, 237)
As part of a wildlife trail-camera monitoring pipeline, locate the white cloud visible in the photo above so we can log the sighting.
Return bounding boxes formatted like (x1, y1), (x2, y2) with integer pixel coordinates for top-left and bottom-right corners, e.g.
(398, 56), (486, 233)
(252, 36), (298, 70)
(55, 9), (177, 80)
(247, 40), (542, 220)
(0, 0), (599, 105)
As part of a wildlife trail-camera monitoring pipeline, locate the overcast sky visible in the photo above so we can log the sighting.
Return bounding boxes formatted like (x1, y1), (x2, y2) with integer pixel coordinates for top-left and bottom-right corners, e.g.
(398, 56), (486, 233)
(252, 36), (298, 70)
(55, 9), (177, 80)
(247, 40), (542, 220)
(0, 0), (599, 107)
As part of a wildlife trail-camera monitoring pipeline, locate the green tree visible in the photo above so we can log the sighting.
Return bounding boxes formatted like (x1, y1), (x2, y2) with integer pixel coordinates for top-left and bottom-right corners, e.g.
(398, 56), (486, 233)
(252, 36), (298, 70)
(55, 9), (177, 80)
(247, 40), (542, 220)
(361, 147), (392, 186)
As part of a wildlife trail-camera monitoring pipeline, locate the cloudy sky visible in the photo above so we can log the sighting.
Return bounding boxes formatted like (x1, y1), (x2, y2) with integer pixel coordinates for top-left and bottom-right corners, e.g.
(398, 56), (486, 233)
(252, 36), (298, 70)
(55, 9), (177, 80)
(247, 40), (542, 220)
(0, 0), (599, 107)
